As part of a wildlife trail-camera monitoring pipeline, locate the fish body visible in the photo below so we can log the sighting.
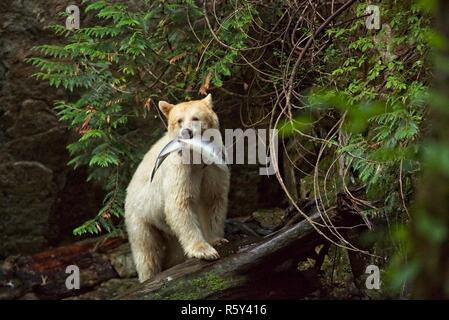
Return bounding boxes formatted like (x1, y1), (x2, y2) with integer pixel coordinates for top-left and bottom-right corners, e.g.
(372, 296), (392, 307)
(150, 137), (227, 182)
(178, 137), (227, 167)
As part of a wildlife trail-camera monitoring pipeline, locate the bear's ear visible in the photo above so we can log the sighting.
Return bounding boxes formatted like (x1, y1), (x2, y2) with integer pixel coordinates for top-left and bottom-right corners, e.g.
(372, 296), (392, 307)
(158, 101), (174, 117)
(202, 93), (213, 109)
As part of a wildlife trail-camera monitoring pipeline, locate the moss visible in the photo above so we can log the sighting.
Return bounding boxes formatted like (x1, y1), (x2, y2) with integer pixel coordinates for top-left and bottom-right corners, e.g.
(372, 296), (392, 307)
(148, 272), (235, 300)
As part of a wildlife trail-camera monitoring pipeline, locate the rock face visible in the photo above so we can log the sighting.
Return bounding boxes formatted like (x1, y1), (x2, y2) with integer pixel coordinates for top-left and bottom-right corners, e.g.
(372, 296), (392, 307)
(0, 161), (56, 255)
(0, 0), (102, 257)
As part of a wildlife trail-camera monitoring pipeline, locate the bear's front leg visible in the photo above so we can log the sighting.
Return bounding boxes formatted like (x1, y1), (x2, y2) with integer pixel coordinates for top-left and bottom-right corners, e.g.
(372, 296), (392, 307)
(125, 213), (165, 282)
(165, 194), (220, 261)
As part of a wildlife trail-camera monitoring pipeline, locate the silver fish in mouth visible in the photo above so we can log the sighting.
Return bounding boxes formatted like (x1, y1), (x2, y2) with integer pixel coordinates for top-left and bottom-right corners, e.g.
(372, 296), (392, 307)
(150, 137), (228, 182)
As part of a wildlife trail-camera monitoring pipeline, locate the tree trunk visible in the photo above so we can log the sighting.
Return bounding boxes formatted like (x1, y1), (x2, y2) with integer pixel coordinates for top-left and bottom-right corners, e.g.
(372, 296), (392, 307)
(410, 0), (449, 298)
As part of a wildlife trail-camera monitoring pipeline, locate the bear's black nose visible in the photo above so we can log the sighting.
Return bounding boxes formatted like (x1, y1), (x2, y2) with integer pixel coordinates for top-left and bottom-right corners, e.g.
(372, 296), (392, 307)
(180, 128), (193, 139)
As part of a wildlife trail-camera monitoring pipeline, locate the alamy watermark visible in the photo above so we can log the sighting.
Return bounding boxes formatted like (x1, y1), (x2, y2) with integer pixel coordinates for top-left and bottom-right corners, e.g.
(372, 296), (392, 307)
(65, 264), (80, 290)
(365, 264), (381, 290)
(176, 125), (279, 176)
(365, 5), (380, 30)
(65, 5), (80, 30)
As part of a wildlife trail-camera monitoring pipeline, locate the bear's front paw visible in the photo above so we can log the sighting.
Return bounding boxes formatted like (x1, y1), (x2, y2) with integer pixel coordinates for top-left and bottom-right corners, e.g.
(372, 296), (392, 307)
(186, 241), (220, 260)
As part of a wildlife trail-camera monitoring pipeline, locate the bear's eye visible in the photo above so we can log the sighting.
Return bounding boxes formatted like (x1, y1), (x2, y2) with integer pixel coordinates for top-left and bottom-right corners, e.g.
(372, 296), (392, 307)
(177, 119), (183, 125)
(192, 116), (199, 121)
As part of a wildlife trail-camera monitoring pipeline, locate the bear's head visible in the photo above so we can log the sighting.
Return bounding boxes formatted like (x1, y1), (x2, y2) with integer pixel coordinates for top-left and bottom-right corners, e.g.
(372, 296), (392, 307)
(158, 94), (219, 139)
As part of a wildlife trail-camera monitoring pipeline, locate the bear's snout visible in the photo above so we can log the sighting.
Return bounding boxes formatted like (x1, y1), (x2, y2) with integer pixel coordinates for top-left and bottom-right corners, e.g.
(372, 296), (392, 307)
(180, 128), (193, 139)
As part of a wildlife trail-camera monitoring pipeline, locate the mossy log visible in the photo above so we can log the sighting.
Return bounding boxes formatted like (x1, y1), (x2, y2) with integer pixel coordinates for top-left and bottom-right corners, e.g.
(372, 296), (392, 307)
(117, 207), (364, 300)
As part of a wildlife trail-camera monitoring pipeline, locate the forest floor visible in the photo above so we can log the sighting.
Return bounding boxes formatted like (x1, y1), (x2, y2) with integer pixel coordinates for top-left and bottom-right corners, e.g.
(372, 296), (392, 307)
(0, 201), (383, 300)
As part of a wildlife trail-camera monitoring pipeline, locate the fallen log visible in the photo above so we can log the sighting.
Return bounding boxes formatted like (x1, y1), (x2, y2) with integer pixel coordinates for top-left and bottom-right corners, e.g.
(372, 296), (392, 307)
(117, 207), (364, 300)
(0, 236), (131, 299)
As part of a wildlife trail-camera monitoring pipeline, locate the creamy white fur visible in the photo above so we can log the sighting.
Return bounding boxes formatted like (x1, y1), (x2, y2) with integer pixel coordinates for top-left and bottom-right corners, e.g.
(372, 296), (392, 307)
(125, 96), (230, 282)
